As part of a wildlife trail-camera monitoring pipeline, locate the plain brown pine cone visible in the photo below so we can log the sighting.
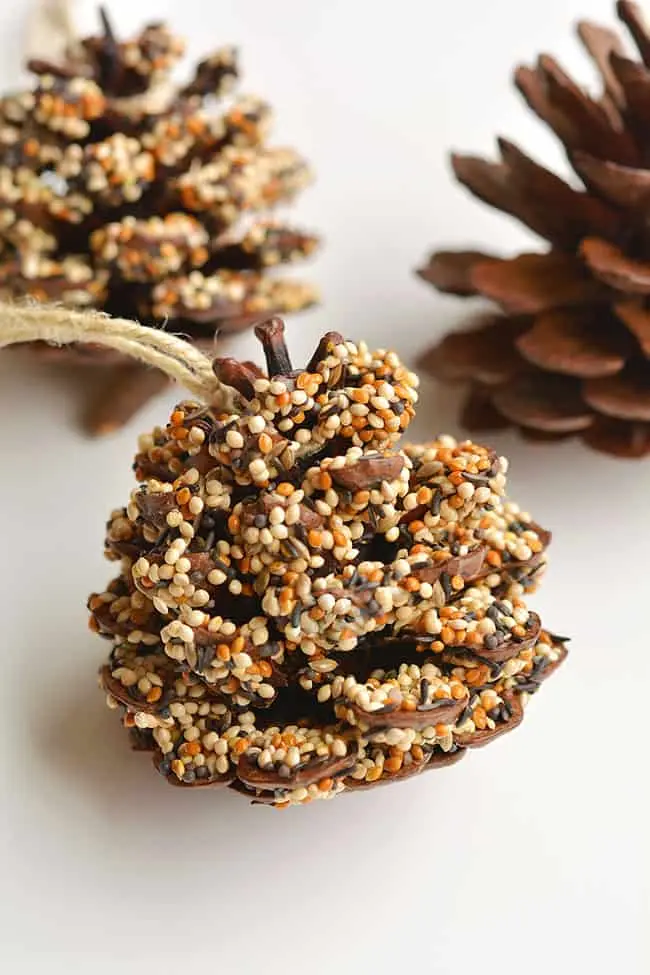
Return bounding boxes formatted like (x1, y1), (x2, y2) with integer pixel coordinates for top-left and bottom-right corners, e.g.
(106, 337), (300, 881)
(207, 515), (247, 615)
(0, 10), (318, 433)
(418, 1), (650, 458)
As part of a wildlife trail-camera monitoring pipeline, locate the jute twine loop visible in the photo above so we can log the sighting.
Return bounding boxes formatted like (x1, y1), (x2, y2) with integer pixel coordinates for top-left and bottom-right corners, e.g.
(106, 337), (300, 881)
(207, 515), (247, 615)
(26, 0), (77, 63)
(0, 301), (238, 409)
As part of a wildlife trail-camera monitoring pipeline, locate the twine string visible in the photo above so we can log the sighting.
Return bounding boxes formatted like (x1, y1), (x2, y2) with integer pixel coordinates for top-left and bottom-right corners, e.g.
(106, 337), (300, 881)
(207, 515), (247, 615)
(25, 0), (77, 62)
(0, 302), (237, 409)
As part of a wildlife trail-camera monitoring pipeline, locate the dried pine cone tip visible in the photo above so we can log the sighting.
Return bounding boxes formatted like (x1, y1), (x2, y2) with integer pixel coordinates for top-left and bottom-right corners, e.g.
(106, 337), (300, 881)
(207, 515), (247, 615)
(91, 326), (566, 806)
(0, 10), (319, 431)
(71, 10), (186, 97)
(418, 0), (650, 457)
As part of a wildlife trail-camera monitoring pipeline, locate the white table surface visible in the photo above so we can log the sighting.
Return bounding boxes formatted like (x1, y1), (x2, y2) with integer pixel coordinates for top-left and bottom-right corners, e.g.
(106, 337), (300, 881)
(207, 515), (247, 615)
(1, 1), (648, 972)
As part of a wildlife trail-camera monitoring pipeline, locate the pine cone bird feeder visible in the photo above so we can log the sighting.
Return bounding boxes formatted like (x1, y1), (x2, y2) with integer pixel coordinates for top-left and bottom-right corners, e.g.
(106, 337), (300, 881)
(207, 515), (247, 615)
(419, 0), (650, 458)
(0, 10), (318, 433)
(90, 320), (566, 807)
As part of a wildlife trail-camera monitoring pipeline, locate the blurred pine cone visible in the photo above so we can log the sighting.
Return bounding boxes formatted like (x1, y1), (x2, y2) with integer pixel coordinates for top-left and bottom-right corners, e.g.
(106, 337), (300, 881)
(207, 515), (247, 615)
(90, 320), (566, 807)
(1, 10), (318, 433)
(418, 0), (650, 458)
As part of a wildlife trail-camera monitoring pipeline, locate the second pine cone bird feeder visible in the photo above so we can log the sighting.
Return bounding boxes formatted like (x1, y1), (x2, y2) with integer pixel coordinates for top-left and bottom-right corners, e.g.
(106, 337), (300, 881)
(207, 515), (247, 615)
(0, 9), (319, 433)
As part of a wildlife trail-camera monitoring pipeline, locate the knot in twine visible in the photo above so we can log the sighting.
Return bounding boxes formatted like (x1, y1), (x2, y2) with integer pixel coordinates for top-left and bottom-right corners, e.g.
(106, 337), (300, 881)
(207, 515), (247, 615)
(0, 301), (238, 410)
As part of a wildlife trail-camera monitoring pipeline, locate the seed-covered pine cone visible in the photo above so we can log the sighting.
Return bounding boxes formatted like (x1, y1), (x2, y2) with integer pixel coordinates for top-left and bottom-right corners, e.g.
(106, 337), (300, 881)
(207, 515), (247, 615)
(89, 319), (566, 807)
(418, 0), (650, 458)
(1, 11), (318, 433)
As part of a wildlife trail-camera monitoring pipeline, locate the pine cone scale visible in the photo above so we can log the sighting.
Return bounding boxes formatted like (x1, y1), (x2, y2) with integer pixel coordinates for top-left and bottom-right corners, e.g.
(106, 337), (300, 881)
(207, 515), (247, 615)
(470, 253), (604, 313)
(517, 55), (639, 165)
(577, 21), (627, 107)
(617, 1), (650, 66)
(454, 141), (623, 246)
(416, 250), (494, 295)
(492, 374), (594, 432)
(580, 236), (650, 293)
(515, 308), (630, 378)
(499, 138), (622, 244)
(583, 369), (650, 419)
(608, 52), (650, 135)
(584, 415), (650, 456)
(571, 149), (650, 208)
(421, 316), (526, 385)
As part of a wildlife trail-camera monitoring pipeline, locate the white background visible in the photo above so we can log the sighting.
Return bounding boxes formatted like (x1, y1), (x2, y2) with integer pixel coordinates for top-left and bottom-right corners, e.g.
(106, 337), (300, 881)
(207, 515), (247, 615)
(0, 1), (648, 972)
